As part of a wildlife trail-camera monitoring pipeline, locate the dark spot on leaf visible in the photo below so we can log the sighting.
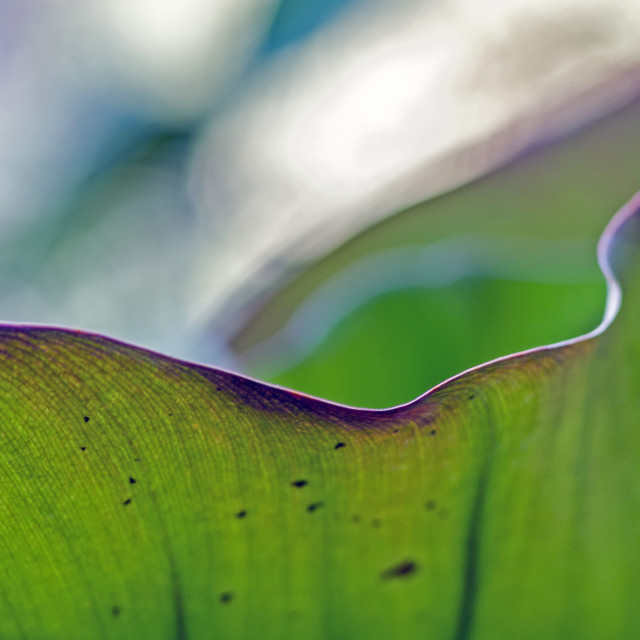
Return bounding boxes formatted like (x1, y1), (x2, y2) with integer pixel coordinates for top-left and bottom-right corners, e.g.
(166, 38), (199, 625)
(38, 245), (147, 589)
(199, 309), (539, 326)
(429, 429), (437, 436)
(468, 394), (476, 400)
(372, 518), (382, 528)
(111, 606), (120, 617)
(334, 442), (346, 449)
(83, 416), (90, 423)
(351, 515), (361, 523)
(129, 477), (136, 484)
(236, 510), (247, 519)
(307, 501), (323, 512)
(134, 458), (140, 462)
(80, 446), (86, 451)
(425, 500), (437, 511)
(220, 592), (233, 604)
(291, 480), (308, 488)
(123, 498), (132, 506)
(381, 561), (418, 579)
(393, 429), (400, 433)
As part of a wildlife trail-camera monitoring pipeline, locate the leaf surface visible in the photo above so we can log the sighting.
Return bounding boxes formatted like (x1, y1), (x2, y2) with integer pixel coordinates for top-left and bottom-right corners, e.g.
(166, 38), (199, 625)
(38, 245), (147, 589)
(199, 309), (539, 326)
(1, 196), (640, 639)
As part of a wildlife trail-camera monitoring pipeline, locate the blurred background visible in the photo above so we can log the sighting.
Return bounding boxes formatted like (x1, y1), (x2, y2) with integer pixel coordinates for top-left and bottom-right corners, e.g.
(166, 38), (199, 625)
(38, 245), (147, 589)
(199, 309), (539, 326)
(3, 0), (640, 407)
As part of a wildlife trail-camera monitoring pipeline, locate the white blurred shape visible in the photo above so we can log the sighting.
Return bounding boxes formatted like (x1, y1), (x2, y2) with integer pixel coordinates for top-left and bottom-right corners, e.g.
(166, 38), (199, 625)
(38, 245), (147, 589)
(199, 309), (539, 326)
(85, 0), (278, 119)
(190, 0), (640, 334)
(108, 0), (226, 62)
(0, 0), (276, 237)
(283, 32), (452, 192)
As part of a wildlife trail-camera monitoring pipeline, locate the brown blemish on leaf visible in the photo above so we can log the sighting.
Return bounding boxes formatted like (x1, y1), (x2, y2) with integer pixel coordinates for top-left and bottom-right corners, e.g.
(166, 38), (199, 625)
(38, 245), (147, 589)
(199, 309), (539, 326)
(381, 561), (418, 579)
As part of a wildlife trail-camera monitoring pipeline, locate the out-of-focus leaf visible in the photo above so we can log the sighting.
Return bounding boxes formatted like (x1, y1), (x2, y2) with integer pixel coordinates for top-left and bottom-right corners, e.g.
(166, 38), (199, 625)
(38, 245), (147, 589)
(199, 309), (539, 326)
(245, 243), (605, 406)
(190, 0), (640, 329)
(230, 97), (640, 363)
(1, 195), (639, 639)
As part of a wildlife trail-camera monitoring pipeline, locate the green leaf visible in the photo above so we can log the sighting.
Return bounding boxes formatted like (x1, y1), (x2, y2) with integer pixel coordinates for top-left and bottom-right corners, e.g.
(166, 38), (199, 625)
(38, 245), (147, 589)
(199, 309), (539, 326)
(1, 195), (639, 639)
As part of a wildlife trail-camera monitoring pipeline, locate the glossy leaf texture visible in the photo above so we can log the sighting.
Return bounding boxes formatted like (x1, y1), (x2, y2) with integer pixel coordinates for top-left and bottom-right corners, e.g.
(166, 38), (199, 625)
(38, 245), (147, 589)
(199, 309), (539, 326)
(1, 195), (640, 639)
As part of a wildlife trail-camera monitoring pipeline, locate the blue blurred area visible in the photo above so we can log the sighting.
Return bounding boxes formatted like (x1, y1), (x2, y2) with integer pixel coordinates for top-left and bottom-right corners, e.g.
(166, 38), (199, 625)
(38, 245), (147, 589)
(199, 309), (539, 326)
(257, 0), (368, 56)
(0, 0), (368, 219)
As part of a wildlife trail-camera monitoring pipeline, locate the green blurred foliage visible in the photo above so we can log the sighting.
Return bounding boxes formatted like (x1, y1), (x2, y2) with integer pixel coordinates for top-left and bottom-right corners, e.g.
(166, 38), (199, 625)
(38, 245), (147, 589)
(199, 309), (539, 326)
(257, 278), (603, 407)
